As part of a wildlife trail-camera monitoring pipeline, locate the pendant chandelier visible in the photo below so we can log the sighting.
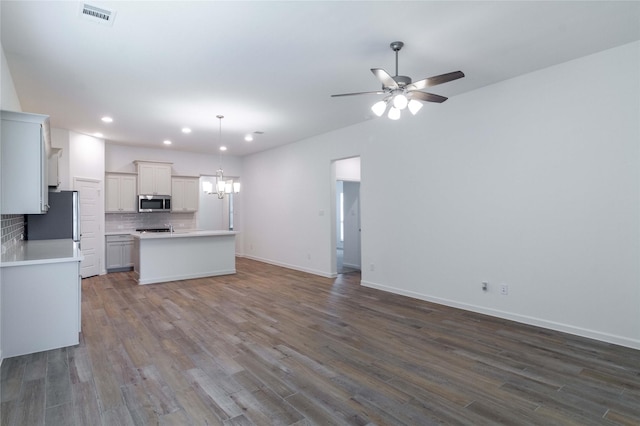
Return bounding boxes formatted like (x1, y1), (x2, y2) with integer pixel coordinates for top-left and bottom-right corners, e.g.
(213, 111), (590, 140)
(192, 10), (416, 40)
(203, 115), (240, 198)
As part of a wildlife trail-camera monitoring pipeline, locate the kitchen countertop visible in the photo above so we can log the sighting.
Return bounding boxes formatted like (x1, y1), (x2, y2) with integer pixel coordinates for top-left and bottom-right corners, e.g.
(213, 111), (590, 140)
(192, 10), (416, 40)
(1, 239), (83, 267)
(132, 230), (237, 240)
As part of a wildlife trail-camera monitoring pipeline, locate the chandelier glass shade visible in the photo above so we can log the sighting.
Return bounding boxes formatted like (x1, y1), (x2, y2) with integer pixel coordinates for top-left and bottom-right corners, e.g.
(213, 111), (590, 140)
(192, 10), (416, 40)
(203, 115), (240, 198)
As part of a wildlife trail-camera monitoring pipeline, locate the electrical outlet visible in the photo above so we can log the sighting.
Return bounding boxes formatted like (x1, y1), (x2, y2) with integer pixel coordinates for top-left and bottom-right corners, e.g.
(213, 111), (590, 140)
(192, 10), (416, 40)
(369, 263), (375, 272)
(500, 284), (509, 295)
(482, 281), (488, 291)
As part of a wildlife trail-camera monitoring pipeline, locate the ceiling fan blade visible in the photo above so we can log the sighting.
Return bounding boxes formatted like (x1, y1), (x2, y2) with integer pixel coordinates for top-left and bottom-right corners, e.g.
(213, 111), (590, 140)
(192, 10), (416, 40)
(371, 68), (398, 89)
(331, 90), (386, 97)
(407, 71), (465, 91)
(409, 91), (448, 103)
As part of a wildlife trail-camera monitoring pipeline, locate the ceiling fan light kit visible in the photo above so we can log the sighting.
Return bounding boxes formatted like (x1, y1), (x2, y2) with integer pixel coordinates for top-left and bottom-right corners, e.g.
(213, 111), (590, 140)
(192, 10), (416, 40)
(332, 41), (465, 120)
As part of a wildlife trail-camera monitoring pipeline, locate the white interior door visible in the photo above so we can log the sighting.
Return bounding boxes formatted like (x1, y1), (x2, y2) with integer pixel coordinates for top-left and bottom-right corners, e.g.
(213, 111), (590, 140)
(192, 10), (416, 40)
(74, 178), (101, 278)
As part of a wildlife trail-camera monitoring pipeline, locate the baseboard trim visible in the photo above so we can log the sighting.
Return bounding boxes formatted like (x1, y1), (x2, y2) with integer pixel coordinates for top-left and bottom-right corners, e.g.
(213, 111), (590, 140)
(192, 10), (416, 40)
(137, 269), (237, 285)
(243, 255), (336, 278)
(361, 280), (640, 350)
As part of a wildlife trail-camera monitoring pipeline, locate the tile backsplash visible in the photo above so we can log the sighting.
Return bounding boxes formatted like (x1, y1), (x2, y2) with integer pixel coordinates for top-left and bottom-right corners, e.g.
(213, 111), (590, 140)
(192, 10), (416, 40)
(105, 212), (196, 233)
(1, 214), (25, 254)
(1, 212), (197, 252)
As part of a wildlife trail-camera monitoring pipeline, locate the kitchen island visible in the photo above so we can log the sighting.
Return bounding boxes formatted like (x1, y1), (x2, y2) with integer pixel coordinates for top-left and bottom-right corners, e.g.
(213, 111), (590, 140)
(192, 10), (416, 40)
(132, 230), (237, 285)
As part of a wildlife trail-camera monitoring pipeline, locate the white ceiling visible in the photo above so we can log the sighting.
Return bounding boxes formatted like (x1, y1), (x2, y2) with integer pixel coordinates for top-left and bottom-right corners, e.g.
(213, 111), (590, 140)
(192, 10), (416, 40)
(2, 1), (639, 157)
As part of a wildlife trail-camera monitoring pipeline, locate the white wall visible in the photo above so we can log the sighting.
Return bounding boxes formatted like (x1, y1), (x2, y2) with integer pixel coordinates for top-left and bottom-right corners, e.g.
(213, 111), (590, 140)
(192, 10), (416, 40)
(241, 41), (640, 349)
(69, 132), (106, 274)
(1, 45), (21, 111)
(70, 132), (105, 184)
(243, 135), (357, 276)
(105, 143), (242, 177)
(336, 156), (361, 181)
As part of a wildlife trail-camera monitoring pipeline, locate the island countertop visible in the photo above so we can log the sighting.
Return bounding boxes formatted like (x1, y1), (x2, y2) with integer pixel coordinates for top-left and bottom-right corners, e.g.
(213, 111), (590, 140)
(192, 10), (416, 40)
(1, 239), (83, 267)
(131, 230), (237, 240)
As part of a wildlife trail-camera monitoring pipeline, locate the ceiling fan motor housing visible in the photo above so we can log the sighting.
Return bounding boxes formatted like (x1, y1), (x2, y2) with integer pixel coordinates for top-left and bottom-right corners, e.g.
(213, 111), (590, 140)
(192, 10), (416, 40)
(391, 75), (412, 88)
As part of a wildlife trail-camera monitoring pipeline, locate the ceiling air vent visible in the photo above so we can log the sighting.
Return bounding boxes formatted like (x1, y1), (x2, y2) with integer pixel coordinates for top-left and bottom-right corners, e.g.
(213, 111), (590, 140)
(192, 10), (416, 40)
(79, 3), (117, 26)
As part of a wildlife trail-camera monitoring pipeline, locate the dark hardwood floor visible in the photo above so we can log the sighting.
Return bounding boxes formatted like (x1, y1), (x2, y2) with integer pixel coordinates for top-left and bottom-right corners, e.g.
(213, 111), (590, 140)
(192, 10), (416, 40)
(2, 257), (639, 425)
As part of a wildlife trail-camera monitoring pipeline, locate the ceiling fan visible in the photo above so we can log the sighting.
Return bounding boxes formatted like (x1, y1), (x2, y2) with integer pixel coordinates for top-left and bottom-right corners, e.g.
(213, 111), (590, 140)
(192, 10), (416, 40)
(331, 41), (464, 119)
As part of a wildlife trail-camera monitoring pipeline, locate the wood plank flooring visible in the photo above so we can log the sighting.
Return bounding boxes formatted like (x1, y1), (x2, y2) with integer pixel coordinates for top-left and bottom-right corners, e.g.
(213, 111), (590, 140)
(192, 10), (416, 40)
(2, 257), (639, 425)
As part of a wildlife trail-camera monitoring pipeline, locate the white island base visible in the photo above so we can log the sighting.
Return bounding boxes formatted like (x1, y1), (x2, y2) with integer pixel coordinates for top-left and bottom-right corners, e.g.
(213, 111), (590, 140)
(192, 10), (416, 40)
(132, 231), (236, 285)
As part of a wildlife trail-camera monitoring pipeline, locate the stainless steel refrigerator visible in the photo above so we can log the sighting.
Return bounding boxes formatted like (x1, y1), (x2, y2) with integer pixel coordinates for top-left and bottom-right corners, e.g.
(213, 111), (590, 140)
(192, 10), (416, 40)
(26, 190), (80, 241)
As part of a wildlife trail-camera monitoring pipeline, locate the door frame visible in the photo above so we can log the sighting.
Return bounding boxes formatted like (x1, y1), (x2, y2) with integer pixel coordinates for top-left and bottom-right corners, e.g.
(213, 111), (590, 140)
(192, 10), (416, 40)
(73, 177), (104, 277)
(330, 156), (361, 277)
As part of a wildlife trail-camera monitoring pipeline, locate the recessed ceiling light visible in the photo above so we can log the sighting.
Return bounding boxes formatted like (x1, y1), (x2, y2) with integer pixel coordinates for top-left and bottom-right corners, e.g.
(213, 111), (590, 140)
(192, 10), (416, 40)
(101, 116), (113, 123)
(181, 127), (191, 134)
(244, 134), (254, 142)
(93, 132), (103, 137)
(219, 146), (227, 151)
(163, 140), (172, 145)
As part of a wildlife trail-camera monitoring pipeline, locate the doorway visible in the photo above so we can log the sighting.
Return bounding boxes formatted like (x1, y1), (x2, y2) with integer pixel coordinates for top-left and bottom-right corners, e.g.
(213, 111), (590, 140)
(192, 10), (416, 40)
(73, 177), (101, 278)
(333, 157), (361, 275)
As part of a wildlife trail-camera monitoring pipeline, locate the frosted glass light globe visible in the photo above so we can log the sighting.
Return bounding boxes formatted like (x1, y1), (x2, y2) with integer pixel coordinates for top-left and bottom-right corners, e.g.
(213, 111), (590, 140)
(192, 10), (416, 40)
(388, 107), (401, 120)
(393, 94), (408, 110)
(371, 100), (387, 117)
(408, 99), (423, 115)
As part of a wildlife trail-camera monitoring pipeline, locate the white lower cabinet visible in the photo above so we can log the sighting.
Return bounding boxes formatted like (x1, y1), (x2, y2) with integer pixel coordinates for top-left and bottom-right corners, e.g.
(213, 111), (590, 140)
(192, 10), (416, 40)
(106, 234), (134, 271)
(1, 260), (81, 358)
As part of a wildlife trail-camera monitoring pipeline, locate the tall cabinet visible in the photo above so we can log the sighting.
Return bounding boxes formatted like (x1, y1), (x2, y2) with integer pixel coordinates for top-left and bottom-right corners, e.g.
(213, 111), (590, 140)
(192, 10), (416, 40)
(1, 110), (51, 214)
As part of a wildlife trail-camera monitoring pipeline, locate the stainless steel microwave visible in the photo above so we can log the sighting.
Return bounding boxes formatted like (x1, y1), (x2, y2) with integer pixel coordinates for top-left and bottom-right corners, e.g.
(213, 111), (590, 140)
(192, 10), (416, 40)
(138, 195), (171, 212)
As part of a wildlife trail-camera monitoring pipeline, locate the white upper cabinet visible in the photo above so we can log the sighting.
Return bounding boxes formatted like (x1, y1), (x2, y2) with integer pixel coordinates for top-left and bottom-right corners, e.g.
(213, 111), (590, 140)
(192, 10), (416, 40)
(135, 161), (172, 195)
(48, 148), (62, 187)
(105, 173), (137, 213)
(1, 110), (51, 214)
(171, 177), (199, 212)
